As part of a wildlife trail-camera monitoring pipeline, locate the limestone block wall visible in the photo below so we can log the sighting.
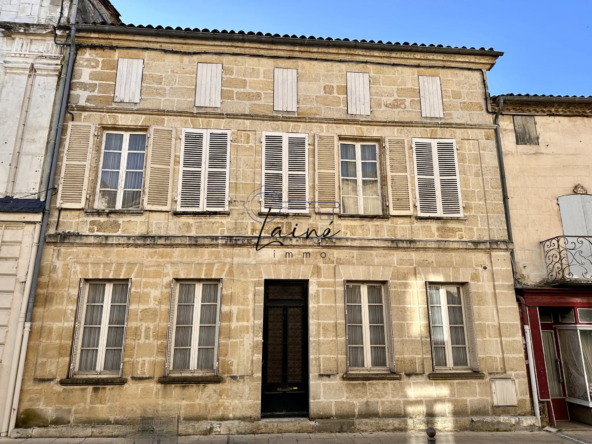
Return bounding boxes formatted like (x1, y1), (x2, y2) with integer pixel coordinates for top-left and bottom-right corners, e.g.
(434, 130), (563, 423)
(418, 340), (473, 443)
(500, 115), (592, 284)
(0, 0), (66, 24)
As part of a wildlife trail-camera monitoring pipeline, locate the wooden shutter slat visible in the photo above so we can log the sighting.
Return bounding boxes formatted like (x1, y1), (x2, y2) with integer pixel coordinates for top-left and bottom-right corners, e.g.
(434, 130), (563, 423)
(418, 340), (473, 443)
(261, 132), (284, 211)
(385, 138), (412, 216)
(274, 68), (297, 112)
(419, 76), (444, 118)
(315, 134), (339, 214)
(205, 130), (231, 211)
(287, 134), (308, 212)
(144, 126), (175, 211)
(196, 63), (223, 108)
(347, 72), (370, 115)
(178, 129), (206, 211)
(436, 139), (463, 216)
(114, 58), (143, 103)
(57, 122), (94, 209)
(413, 139), (438, 216)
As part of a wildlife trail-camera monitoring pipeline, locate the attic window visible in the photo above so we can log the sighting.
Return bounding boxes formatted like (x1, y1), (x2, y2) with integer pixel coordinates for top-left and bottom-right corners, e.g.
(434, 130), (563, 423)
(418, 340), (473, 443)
(513, 116), (539, 145)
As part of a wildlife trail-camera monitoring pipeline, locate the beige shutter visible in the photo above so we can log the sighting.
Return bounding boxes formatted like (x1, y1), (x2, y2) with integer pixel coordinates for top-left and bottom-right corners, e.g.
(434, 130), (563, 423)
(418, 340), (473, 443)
(205, 130), (231, 211)
(261, 132), (284, 212)
(69, 279), (86, 377)
(385, 137), (412, 216)
(346, 72), (370, 115)
(274, 68), (297, 112)
(178, 129), (206, 211)
(419, 76), (444, 118)
(195, 63), (223, 108)
(287, 133), (309, 212)
(144, 126), (175, 211)
(413, 138), (438, 216)
(462, 287), (479, 372)
(314, 134), (339, 214)
(436, 139), (463, 217)
(57, 122), (94, 209)
(114, 58), (144, 103)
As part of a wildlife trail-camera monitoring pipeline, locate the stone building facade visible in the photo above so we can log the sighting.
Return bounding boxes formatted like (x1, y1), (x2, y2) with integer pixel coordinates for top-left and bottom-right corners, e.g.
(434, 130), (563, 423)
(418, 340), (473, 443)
(13, 24), (535, 436)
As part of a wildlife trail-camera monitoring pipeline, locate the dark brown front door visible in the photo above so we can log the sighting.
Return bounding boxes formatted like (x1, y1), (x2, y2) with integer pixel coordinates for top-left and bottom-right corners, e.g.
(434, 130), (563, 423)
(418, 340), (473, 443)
(261, 280), (309, 418)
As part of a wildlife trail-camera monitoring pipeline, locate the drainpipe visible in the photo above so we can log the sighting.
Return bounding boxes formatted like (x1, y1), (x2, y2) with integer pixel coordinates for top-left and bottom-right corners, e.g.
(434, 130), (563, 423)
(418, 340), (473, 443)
(494, 98), (515, 246)
(1, 0), (80, 437)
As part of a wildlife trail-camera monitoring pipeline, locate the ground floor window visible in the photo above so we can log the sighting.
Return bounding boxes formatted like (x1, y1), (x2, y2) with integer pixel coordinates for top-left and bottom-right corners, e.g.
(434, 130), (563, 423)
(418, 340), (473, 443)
(557, 326), (592, 406)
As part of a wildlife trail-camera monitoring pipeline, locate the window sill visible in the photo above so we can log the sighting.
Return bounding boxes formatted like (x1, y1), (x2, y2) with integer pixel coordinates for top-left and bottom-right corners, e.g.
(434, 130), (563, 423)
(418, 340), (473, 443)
(338, 214), (388, 220)
(257, 212), (311, 218)
(427, 372), (485, 380)
(173, 211), (230, 216)
(158, 375), (223, 384)
(415, 216), (467, 221)
(59, 377), (127, 386)
(84, 209), (144, 215)
(342, 372), (402, 381)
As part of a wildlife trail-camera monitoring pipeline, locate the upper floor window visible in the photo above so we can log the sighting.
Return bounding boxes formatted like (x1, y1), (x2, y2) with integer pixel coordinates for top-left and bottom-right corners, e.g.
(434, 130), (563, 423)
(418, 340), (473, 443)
(96, 132), (147, 210)
(418, 76), (444, 118)
(114, 58), (144, 103)
(513, 116), (538, 145)
(340, 142), (381, 215)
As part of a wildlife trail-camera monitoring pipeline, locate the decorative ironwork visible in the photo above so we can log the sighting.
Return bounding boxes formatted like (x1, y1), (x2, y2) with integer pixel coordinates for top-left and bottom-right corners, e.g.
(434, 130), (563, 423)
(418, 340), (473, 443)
(541, 236), (592, 282)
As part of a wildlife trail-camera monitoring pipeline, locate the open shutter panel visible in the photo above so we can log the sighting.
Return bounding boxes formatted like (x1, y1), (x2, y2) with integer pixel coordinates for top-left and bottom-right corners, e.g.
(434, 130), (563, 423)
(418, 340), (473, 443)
(69, 279), (86, 377)
(462, 289), (479, 372)
(385, 138), (412, 215)
(274, 68), (298, 112)
(144, 126), (175, 211)
(261, 132), (284, 211)
(419, 76), (444, 118)
(287, 134), (308, 212)
(165, 280), (176, 376)
(315, 134), (339, 214)
(178, 129), (206, 211)
(57, 122), (94, 209)
(436, 139), (463, 216)
(114, 58), (144, 103)
(413, 139), (438, 216)
(346, 72), (370, 115)
(205, 130), (231, 211)
(195, 63), (223, 108)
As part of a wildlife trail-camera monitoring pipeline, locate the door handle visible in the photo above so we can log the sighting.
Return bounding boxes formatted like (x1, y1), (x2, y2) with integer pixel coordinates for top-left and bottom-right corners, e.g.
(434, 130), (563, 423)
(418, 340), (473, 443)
(276, 386), (297, 392)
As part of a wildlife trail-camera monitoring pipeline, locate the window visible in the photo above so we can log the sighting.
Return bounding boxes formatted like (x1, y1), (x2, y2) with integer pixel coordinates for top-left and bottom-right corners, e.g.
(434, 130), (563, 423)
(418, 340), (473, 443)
(579, 308), (592, 323)
(114, 58), (144, 103)
(418, 76), (444, 118)
(345, 283), (390, 370)
(413, 138), (463, 217)
(559, 308), (575, 323)
(340, 142), (381, 215)
(427, 285), (474, 370)
(274, 68), (297, 112)
(346, 72), (370, 116)
(539, 307), (554, 323)
(178, 129), (231, 212)
(513, 116), (538, 145)
(168, 281), (222, 373)
(72, 281), (130, 376)
(556, 326), (592, 405)
(195, 63), (223, 108)
(96, 132), (147, 210)
(261, 132), (308, 213)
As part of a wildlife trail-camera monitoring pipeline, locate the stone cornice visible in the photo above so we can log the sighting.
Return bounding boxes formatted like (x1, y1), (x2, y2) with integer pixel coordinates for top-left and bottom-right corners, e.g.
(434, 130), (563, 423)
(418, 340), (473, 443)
(491, 98), (592, 117)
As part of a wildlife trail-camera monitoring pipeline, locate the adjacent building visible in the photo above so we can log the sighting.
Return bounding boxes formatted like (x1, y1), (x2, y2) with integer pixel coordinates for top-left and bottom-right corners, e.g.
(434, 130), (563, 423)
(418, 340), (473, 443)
(9, 22), (537, 436)
(494, 94), (592, 426)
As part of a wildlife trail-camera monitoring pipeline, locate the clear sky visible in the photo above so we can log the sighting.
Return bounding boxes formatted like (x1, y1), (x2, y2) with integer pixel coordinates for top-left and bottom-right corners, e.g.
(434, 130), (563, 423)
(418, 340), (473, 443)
(113, 0), (591, 96)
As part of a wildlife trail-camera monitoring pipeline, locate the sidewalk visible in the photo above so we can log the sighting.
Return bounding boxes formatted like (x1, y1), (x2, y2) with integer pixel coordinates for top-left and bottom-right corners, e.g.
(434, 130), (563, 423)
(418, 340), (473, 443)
(2, 431), (592, 444)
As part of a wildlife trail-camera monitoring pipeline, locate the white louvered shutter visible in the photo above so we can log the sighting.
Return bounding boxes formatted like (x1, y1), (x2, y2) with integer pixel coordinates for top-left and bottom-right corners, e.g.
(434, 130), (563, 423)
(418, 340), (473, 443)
(114, 58), (144, 103)
(57, 122), (94, 209)
(205, 130), (231, 211)
(436, 139), (463, 216)
(419, 76), (444, 118)
(286, 133), (309, 212)
(144, 126), (175, 211)
(385, 138), (412, 216)
(315, 134), (339, 214)
(413, 139), (438, 216)
(261, 132), (284, 212)
(346, 72), (370, 115)
(195, 63), (223, 108)
(178, 129), (206, 211)
(274, 68), (297, 112)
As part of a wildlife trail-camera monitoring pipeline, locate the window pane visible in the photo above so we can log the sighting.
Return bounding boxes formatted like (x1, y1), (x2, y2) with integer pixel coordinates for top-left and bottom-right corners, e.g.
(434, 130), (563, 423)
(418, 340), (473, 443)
(349, 347), (364, 367)
(108, 304), (127, 325)
(363, 197), (381, 215)
(105, 133), (124, 151)
(450, 326), (466, 346)
(111, 284), (128, 304)
(340, 144), (356, 160)
(579, 308), (592, 323)
(79, 349), (98, 371)
(341, 178), (358, 196)
(121, 190), (142, 209)
(202, 284), (218, 303)
(103, 349), (122, 371)
(197, 348), (215, 369)
(368, 305), (384, 325)
(362, 180), (379, 197)
(347, 305), (362, 324)
(432, 326), (445, 346)
(124, 171), (143, 190)
(348, 326), (363, 345)
(446, 287), (462, 305)
(371, 347), (387, 367)
(580, 330), (592, 391)
(98, 190), (117, 209)
(368, 286), (382, 303)
(102, 152), (122, 170)
(452, 347), (468, 367)
(361, 162), (377, 178)
(369, 326), (385, 345)
(433, 347), (447, 367)
(346, 285), (361, 304)
(430, 306), (443, 325)
(178, 284), (195, 304)
(84, 305), (103, 325)
(88, 284), (106, 303)
(559, 308), (575, 323)
(175, 326), (192, 347)
(542, 331), (563, 398)
(342, 196), (358, 214)
(81, 327), (101, 347)
(341, 161), (357, 178)
(200, 305), (217, 325)
(361, 145), (376, 161)
(448, 306), (464, 326)
(539, 307), (554, 323)
(173, 349), (190, 370)
(198, 326), (216, 347)
(106, 327), (125, 347)
(176, 304), (194, 325)
(428, 286), (440, 306)
(128, 134), (146, 151)
(557, 329), (589, 401)
(126, 152), (145, 170)
(100, 171), (120, 190)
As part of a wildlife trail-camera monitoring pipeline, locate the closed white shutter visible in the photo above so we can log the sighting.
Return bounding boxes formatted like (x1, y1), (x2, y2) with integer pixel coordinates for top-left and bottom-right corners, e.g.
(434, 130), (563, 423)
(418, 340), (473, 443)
(205, 130), (231, 211)
(287, 134), (308, 212)
(144, 126), (175, 211)
(178, 129), (206, 211)
(315, 134), (339, 214)
(413, 139), (438, 216)
(347, 72), (370, 115)
(274, 68), (297, 112)
(436, 140), (462, 216)
(57, 122), (94, 209)
(114, 58), (144, 103)
(195, 63), (223, 108)
(418, 76), (444, 118)
(385, 138), (412, 216)
(261, 132), (284, 212)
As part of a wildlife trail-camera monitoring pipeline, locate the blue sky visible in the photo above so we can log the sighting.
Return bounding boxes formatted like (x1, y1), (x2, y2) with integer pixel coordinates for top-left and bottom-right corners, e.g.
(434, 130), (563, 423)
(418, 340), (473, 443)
(114, 0), (591, 96)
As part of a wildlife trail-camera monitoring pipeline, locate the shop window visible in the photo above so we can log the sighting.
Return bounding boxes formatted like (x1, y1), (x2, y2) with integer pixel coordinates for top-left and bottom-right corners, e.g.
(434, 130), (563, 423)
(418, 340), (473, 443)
(559, 308), (575, 324)
(578, 308), (592, 323)
(539, 307), (554, 323)
(557, 327), (592, 406)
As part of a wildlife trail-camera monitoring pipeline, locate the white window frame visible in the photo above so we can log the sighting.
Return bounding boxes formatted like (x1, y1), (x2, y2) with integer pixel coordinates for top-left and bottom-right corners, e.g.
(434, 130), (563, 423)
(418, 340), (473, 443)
(72, 280), (131, 377)
(339, 141), (382, 216)
(95, 131), (147, 210)
(427, 284), (472, 371)
(344, 282), (392, 372)
(166, 280), (223, 375)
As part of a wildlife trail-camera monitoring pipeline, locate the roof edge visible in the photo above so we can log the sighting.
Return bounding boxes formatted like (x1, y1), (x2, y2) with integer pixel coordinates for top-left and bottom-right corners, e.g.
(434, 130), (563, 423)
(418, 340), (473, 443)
(492, 94), (592, 104)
